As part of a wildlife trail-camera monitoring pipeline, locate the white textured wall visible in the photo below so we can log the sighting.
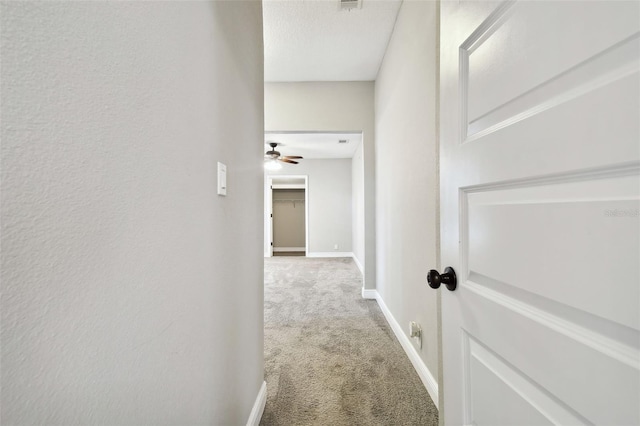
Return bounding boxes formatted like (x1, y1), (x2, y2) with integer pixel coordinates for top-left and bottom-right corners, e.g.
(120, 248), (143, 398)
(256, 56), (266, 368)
(267, 159), (352, 254)
(374, 0), (439, 391)
(1, 2), (264, 424)
(264, 82), (375, 287)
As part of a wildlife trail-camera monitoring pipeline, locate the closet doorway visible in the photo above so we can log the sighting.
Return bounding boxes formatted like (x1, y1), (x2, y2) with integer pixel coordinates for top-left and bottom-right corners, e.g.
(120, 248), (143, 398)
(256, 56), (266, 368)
(265, 175), (308, 257)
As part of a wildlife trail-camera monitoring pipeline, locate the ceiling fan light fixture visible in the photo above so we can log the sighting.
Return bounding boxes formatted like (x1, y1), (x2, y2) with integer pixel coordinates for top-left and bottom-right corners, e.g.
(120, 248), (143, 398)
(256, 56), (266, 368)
(265, 141), (302, 168)
(264, 159), (282, 171)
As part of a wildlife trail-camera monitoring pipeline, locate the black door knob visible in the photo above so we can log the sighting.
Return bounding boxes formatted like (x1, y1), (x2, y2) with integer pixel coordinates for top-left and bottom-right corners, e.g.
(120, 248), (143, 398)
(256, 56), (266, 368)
(427, 267), (457, 291)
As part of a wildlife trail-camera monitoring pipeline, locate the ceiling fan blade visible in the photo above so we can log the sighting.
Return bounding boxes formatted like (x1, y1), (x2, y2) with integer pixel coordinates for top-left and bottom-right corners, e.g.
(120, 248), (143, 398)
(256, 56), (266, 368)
(279, 158), (299, 164)
(282, 156), (303, 159)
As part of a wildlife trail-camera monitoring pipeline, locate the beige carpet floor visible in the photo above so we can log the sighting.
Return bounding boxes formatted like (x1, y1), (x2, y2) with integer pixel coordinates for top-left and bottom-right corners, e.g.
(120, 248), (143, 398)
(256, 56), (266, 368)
(261, 257), (438, 426)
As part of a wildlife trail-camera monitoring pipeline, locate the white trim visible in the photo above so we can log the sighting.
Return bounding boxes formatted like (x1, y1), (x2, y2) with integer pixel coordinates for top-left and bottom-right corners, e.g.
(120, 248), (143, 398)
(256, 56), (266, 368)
(364, 290), (439, 408)
(273, 247), (305, 252)
(351, 253), (364, 276)
(307, 251), (353, 258)
(246, 381), (267, 426)
(305, 177), (309, 255)
(265, 175), (309, 257)
(272, 184), (305, 189)
(361, 288), (377, 299)
(265, 177), (273, 258)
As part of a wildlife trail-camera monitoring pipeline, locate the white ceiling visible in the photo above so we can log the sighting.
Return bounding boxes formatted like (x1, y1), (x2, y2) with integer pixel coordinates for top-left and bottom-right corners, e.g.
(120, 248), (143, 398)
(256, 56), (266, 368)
(263, 0), (403, 82)
(265, 132), (362, 159)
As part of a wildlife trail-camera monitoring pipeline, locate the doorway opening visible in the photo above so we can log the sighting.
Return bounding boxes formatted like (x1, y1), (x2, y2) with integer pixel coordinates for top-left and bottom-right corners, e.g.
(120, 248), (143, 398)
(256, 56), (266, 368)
(264, 175), (309, 257)
(273, 187), (305, 256)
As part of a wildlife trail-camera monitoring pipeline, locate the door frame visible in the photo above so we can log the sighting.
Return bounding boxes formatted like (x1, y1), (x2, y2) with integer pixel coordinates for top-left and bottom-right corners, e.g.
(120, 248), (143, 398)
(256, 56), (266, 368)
(264, 175), (309, 257)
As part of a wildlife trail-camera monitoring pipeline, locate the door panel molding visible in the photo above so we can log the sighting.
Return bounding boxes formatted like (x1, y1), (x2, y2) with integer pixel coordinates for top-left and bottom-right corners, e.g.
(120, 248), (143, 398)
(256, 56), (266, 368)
(463, 280), (639, 370)
(460, 1), (640, 143)
(463, 331), (590, 425)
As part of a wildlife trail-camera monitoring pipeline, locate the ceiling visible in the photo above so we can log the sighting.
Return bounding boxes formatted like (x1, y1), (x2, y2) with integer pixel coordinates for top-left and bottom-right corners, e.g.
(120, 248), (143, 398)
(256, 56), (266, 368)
(265, 132), (362, 159)
(263, 0), (403, 82)
(263, 1), (392, 158)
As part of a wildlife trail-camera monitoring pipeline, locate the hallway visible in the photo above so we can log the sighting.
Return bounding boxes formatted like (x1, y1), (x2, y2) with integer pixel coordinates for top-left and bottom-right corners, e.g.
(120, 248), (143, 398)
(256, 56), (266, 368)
(3, 1), (637, 424)
(261, 257), (438, 425)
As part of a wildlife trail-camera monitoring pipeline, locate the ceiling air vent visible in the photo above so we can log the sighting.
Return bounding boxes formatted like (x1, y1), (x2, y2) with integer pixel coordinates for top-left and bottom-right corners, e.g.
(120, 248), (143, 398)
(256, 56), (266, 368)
(339, 0), (362, 11)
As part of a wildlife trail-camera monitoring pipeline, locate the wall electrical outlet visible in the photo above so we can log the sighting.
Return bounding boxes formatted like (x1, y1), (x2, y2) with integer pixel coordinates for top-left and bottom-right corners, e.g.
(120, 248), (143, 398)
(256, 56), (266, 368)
(334, 244), (339, 250)
(409, 321), (422, 349)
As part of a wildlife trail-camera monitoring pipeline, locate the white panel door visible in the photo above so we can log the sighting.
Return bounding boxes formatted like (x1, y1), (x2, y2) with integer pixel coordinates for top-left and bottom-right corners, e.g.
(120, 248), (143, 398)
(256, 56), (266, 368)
(440, 1), (640, 424)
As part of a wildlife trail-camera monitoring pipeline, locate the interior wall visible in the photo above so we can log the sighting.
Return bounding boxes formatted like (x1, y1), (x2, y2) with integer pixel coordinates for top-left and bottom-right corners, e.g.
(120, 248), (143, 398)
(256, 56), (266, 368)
(0, 2), (264, 424)
(374, 0), (440, 399)
(266, 159), (352, 254)
(264, 82), (375, 288)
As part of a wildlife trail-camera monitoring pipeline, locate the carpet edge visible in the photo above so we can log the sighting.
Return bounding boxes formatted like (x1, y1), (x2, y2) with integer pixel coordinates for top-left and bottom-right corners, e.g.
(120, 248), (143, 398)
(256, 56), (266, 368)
(365, 290), (440, 408)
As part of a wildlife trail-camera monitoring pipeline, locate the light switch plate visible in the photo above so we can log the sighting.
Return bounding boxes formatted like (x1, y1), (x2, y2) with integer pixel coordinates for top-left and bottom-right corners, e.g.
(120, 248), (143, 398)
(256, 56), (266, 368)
(217, 162), (227, 196)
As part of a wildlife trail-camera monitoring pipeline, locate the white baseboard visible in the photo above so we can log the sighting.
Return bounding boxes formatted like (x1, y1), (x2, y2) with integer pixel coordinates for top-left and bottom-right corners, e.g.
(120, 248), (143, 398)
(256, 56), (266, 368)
(273, 247), (305, 252)
(246, 380), (267, 426)
(306, 251), (353, 258)
(361, 288), (377, 299)
(351, 254), (364, 276)
(365, 290), (439, 408)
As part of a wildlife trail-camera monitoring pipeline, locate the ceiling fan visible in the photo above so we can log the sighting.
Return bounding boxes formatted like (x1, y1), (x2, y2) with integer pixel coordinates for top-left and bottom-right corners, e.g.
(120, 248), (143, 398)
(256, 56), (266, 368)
(265, 142), (303, 165)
